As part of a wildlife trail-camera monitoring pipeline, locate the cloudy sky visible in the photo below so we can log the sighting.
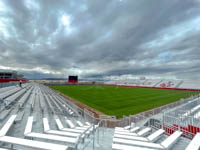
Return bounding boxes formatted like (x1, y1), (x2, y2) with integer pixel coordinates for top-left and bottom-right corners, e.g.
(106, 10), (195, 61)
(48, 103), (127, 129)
(0, 0), (200, 79)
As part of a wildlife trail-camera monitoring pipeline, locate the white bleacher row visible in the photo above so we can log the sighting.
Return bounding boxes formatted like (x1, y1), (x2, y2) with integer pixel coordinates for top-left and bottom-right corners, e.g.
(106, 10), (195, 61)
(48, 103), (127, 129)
(0, 83), (200, 150)
(0, 114), (96, 149)
(39, 85), (84, 130)
(39, 92), (46, 111)
(38, 84), (76, 116)
(0, 115), (68, 150)
(4, 88), (26, 106)
(143, 79), (162, 87)
(18, 86), (33, 108)
(0, 85), (17, 94)
(30, 90), (36, 110)
(1, 114), (199, 150)
(155, 80), (181, 88)
(179, 80), (200, 89)
(43, 86), (76, 116)
(38, 84), (86, 123)
(0, 87), (21, 100)
(113, 124), (200, 150)
(0, 83), (97, 149)
(104, 79), (200, 89)
(115, 128), (164, 142)
(113, 125), (183, 150)
(0, 83), (29, 101)
(185, 133), (200, 150)
(24, 116), (79, 148)
(35, 84), (76, 120)
(0, 84), (31, 119)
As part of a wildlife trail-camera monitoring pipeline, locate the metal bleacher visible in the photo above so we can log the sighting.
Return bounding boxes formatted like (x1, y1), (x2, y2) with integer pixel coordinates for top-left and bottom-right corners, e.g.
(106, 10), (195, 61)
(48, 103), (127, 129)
(0, 82), (199, 150)
(0, 82), (98, 150)
(112, 125), (192, 150)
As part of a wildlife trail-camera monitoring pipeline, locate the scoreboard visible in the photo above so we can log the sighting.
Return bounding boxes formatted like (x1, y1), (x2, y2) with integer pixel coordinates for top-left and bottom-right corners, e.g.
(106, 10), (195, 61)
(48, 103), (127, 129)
(68, 76), (78, 83)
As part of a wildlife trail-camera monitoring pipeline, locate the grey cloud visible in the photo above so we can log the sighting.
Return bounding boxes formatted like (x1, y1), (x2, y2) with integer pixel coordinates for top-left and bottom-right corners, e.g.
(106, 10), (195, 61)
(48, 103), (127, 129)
(0, 0), (200, 79)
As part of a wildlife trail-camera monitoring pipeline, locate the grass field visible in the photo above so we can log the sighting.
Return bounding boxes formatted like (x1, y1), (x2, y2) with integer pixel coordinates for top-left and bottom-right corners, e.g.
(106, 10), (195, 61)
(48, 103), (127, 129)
(50, 85), (198, 118)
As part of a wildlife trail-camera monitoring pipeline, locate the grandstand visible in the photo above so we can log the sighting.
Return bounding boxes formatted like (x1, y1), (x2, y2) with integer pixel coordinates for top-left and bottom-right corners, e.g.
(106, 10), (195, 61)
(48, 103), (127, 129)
(179, 80), (200, 89)
(0, 81), (200, 150)
(103, 79), (200, 90)
(154, 80), (182, 88)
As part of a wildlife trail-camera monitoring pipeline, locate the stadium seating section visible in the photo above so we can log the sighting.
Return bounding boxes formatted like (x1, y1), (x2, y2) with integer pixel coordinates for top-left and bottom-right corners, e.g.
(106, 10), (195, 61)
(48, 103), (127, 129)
(104, 79), (200, 90)
(0, 82), (199, 149)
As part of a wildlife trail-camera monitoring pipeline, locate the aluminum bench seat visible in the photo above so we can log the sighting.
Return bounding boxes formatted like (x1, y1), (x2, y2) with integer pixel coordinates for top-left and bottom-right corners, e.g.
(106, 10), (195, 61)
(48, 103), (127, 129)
(25, 117), (78, 145)
(39, 94), (46, 111)
(30, 92), (36, 110)
(68, 109), (74, 115)
(115, 125), (131, 130)
(43, 118), (81, 138)
(54, 117), (94, 135)
(113, 138), (164, 149)
(112, 143), (157, 150)
(44, 95), (54, 113)
(49, 96), (63, 112)
(115, 128), (131, 132)
(114, 134), (148, 142)
(85, 122), (91, 126)
(26, 132), (78, 144)
(46, 130), (82, 138)
(185, 133), (200, 150)
(18, 88), (32, 108)
(147, 129), (165, 142)
(55, 118), (85, 133)
(0, 86), (15, 94)
(0, 115), (68, 150)
(114, 129), (165, 142)
(52, 96), (69, 113)
(76, 125), (98, 132)
(65, 119), (75, 128)
(0, 115), (17, 136)
(0, 148), (10, 150)
(4, 89), (26, 106)
(115, 127), (140, 133)
(115, 130), (138, 136)
(161, 131), (182, 149)
(0, 87), (20, 100)
(0, 136), (68, 150)
(115, 127), (150, 137)
(130, 127), (140, 132)
(51, 96), (74, 115)
(137, 127), (151, 136)
(76, 121), (84, 127)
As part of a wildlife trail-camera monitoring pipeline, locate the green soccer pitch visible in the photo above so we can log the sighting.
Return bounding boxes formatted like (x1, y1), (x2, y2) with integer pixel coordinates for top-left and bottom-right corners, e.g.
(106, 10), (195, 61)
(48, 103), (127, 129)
(50, 85), (198, 118)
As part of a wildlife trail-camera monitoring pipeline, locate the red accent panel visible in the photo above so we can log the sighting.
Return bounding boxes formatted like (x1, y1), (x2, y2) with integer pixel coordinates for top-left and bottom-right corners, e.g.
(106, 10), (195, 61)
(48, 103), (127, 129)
(68, 80), (78, 83)
(0, 78), (27, 83)
(197, 127), (200, 133)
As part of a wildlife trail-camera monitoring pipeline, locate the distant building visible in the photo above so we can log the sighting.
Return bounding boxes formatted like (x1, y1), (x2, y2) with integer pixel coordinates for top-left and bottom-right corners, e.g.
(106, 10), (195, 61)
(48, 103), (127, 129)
(0, 70), (26, 83)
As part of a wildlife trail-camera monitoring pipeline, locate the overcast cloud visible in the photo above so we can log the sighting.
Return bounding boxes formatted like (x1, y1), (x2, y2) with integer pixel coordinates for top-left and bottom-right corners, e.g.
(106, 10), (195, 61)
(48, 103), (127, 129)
(0, 0), (200, 79)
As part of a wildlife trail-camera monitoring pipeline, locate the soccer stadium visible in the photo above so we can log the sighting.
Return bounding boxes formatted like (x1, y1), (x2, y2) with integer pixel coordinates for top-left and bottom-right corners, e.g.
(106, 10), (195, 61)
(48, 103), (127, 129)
(1, 0), (200, 150)
(0, 76), (200, 150)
